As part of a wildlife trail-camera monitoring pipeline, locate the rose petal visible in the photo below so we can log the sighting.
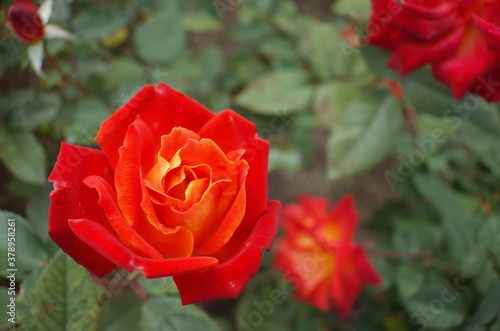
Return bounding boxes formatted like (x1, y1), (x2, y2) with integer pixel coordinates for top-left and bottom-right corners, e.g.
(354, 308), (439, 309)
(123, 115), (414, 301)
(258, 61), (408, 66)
(352, 245), (382, 285)
(83, 175), (163, 260)
(133, 256), (218, 278)
(433, 28), (497, 99)
(8, 0), (44, 43)
(199, 110), (270, 240)
(96, 83), (214, 169)
(277, 241), (333, 311)
(174, 200), (280, 304)
(138, 168), (196, 258)
(68, 219), (135, 272)
(391, 11), (462, 41)
(68, 219), (217, 277)
(472, 14), (500, 50)
(158, 126), (200, 162)
(297, 195), (329, 220)
(387, 26), (464, 75)
(195, 171), (248, 255)
(48, 143), (116, 277)
(468, 66), (500, 102)
(115, 119), (155, 228)
(328, 194), (358, 242)
(331, 268), (361, 318)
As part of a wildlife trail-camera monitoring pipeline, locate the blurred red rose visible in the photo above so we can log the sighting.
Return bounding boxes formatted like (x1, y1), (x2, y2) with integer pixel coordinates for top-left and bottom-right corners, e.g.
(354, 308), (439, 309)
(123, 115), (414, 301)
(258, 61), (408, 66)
(7, 0), (44, 43)
(48, 83), (280, 304)
(366, 0), (500, 101)
(274, 195), (381, 317)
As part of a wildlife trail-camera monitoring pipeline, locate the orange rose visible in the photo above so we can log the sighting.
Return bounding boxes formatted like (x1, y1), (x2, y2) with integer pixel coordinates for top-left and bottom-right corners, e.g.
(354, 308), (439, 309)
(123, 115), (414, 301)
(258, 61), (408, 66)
(274, 195), (381, 317)
(48, 83), (280, 304)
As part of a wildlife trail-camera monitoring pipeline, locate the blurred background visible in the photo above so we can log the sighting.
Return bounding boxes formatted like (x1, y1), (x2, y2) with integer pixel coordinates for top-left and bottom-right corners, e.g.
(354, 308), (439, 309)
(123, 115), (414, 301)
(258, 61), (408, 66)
(1, 0), (500, 330)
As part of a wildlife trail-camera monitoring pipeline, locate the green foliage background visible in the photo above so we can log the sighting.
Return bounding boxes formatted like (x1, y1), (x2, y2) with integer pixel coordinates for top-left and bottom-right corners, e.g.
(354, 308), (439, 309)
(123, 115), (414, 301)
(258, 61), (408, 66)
(1, 0), (499, 330)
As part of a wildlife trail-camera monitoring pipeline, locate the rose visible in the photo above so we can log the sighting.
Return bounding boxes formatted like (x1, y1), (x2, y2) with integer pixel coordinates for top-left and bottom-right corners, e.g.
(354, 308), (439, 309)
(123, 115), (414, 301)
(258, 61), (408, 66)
(7, 0), (74, 76)
(273, 195), (380, 317)
(365, 0), (500, 101)
(7, 0), (44, 43)
(48, 83), (280, 304)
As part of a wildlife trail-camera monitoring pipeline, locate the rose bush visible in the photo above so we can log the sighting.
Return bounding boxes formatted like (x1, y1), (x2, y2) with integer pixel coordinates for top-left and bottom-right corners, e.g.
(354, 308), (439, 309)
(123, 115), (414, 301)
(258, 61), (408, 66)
(48, 83), (280, 304)
(366, 0), (500, 101)
(274, 195), (380, 317)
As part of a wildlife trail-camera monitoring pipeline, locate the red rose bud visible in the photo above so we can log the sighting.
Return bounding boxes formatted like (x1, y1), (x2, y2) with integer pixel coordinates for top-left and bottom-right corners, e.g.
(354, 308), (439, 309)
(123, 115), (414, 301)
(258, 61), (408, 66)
(365, 0), (500, 101)
(273, 195), (381, 317)
(48, 83), (280, 304)
(7, 0), (44, 43)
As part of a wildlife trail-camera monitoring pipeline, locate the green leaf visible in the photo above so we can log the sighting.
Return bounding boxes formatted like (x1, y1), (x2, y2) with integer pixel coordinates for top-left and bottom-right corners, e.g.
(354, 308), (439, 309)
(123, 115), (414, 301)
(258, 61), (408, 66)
(361, 45), (400, 80)
(478, 213), (500, 259)
(64, 98), (110, 145)
(0, 130), (46, 184)
(139, 296), (222, 331)
(396, 265), (424, 301)
(327, 90), (402, 180)
(99, 290), (142, 331)
(392, 219), (442, 252)
(474, 283), (500, 324)
(313, 81), (358, 128)
(107, 58), (145, 88)
(182, 12), (221, 32)
(133, 4), (186, 64)
(0, 211), (48, 279)
(412, 174), (475, 258)
(0, 91), (61, 130)
(406, 285), (466, 330)
(268, 146), (302, 171)
(138, 276), (179, 297)
(474, 261), (498, 295)
(26, 183), (53, 245)
(458, 250), (487, 279)
(235, 69), (314, 115)
(18, 250), (100, 331)
(299, 19), (348, 80)
(334, 0), (371, 19)
(403, 68), (457, 116)
(72, 5), (132, 40)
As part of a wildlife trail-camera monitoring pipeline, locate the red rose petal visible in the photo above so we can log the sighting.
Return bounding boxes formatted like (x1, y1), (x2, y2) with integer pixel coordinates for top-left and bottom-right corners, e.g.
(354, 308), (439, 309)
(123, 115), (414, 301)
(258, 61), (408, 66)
(69, 219), (217, 277)
(387, 27), (464, 75)
(353, 245), (382, 285)
(433, 29), (497, 99)
(83, 175), (164, 260)
(7, 0), (44, 43)
(96, 83), (214, 169)
(133, 255), (218, 278)
(115, 119), (154, 228)
(195, 174), (248, 255)
(48, 143), (117, 277)
(173, 200), (280, 305)
(472, 14), (500, 50)
(297, 195), (329, 220)
(328, 195), (358, 242)
(198, 110), (270, 240)
(331, 268), (361, 318)
(68, 219), (136, 272)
